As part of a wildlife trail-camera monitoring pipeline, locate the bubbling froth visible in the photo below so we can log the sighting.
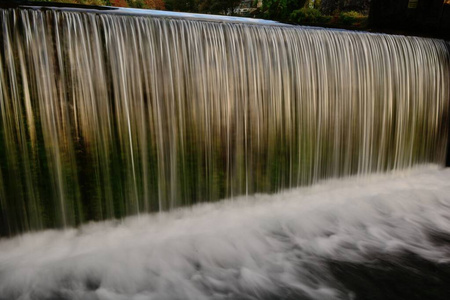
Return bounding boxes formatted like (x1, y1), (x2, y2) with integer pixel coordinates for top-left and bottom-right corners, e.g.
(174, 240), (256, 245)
(1, 166), (450, 299)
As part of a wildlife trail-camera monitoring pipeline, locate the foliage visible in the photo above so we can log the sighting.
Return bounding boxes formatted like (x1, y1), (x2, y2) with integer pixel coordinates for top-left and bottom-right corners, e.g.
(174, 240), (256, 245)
(165, 0), (196, 12)
(309, 0), (321, 9)
(29, 0), (167, 9)
(290, 7), (321, 23)
(35, 0), (87, 3)
(165, 0), (239, 14)
(110, 0), (128, 6)
(206, 0), (240, 14)
(129, 0), (145, 8)
(82, 0), (107, 5)
(320, 0), (370, 15)
(144, 0), (166, 10)
(339, 10), (366, 26)
(261, 0), (307, 22)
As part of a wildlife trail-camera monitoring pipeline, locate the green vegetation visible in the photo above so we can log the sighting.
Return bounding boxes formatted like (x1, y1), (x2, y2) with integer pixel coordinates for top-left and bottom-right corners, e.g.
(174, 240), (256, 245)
(260, 0), (307, 22)
(165, 0), (240, 14)
(289, 8), (367, 28)
(261, 0), (369, 29)
(291, 7), (330, 24)
(30, 0), (166, 10)
(339, 10), (367, 26)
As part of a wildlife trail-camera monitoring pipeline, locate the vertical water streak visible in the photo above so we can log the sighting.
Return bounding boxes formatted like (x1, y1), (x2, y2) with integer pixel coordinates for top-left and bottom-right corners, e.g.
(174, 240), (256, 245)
(0, 9), (449, 235)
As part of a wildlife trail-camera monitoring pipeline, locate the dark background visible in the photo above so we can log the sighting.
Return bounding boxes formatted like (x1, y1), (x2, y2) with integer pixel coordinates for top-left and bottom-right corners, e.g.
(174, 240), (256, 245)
(370, 0), (450, 40)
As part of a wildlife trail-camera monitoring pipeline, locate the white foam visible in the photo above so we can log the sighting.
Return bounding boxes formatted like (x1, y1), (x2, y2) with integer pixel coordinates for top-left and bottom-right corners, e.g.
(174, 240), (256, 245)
(1, 166), (450, 299)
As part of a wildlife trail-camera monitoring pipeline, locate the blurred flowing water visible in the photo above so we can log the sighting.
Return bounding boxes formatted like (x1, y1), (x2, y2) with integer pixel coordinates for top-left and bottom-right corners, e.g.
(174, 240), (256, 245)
(0, 8), (449, 236)
(1, 166), (450, 299)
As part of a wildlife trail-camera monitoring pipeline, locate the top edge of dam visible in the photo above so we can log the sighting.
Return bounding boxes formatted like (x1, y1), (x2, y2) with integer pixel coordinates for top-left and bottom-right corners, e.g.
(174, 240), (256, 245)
(2, 1), (448, 42)
(0, 0), (285, 26)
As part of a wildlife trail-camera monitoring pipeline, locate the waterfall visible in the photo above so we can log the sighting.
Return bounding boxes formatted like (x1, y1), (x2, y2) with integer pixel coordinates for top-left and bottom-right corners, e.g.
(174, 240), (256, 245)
(0, 7), (449, 236)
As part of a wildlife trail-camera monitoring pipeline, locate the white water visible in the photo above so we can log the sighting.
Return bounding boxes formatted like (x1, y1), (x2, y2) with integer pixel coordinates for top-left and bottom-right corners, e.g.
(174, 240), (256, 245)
(1, 166), (450, 299)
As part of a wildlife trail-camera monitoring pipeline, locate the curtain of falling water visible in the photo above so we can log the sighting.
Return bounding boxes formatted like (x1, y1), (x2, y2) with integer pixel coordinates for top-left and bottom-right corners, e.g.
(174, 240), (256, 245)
(0, 9), (449, 235)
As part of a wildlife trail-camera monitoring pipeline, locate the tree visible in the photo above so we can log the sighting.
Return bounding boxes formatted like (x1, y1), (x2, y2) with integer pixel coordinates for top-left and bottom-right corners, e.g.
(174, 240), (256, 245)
(145, 0), (166, 9)
(261, 0), (308, 21)
(110, 0), (129, 6)
(320, 0), (371, 14)
(165, 0), (197, 12)
(198, 0), (240, 14)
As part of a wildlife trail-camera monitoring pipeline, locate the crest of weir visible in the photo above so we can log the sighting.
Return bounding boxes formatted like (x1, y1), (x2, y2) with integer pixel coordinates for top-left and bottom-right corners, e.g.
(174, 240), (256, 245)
(0, 6), (449, 235)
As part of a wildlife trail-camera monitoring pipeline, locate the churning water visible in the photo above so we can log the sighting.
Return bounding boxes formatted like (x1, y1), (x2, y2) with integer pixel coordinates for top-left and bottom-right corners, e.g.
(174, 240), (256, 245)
(0, 7), (449, 236)
(1, 166), (450, 299)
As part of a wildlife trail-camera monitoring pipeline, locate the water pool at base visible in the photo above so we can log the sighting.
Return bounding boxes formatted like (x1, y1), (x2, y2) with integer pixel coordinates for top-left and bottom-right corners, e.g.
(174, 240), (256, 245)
(1, 166), (450, 299)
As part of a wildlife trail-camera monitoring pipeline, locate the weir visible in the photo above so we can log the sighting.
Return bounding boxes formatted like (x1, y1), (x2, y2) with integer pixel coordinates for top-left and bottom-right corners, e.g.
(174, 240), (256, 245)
(0, 3), (449, 236)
